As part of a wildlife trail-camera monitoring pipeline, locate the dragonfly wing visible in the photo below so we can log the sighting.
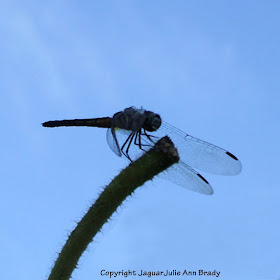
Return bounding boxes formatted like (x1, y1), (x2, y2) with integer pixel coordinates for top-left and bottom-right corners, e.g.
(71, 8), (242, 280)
(107, 127), (213, 194)
(158, 160), (213, 195)
(106, 128), (122, 157)
(157, 122), (242, 175)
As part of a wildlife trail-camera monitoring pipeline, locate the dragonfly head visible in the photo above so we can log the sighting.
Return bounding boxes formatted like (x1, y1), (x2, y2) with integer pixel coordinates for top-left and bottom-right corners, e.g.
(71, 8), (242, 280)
(143, 111), (162, 132)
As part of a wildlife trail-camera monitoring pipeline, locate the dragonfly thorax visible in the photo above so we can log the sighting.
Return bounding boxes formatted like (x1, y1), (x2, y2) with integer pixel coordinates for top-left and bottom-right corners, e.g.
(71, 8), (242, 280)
(112, 107), (161, 132)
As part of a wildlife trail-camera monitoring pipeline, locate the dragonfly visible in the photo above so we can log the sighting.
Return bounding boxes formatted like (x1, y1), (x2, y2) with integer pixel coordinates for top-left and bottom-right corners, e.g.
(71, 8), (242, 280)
(42, 106), (242, 195)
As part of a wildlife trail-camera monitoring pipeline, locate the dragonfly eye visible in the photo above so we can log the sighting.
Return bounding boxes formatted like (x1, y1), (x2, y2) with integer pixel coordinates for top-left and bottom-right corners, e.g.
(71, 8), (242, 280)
(144, 113), (162, 132)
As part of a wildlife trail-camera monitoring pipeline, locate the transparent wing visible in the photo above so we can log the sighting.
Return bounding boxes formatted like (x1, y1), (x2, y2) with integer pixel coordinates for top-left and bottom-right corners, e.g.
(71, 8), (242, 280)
(152, 122), (242, 176)
(106, 128), (213, 195)
(106, 128), (122, 157)
(158, 160), (213, 195)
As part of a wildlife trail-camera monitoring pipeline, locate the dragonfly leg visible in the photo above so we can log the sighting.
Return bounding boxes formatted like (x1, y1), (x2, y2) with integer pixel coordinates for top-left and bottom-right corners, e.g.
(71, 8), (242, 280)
(134, 130), (153, 151)
(120, 132), (135, 161)
(142, 129), (158, 143)
(134, 131), (148, 151)
(124, 132), (136, 161)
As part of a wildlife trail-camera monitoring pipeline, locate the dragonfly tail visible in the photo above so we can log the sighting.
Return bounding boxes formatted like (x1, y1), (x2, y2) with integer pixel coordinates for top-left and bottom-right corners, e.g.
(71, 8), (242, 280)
(42, 117), (111, 128)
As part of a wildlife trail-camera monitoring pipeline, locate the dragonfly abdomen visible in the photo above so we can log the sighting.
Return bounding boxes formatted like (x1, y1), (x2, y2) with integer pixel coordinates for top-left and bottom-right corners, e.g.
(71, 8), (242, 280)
(42, 117), (111, 128)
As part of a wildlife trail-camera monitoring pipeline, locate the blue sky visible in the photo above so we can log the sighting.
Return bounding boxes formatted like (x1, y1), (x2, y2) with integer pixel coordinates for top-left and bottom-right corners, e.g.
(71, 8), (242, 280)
(1, 1), (280, 280)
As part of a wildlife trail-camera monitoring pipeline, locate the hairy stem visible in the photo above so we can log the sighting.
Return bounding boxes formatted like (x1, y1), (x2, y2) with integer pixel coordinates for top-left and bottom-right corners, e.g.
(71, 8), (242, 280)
(48, 136), (179, 280)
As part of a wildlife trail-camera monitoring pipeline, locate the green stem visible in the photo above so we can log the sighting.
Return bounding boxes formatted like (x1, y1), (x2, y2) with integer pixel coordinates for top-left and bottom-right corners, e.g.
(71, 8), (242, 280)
(48, 136), (179, 280)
